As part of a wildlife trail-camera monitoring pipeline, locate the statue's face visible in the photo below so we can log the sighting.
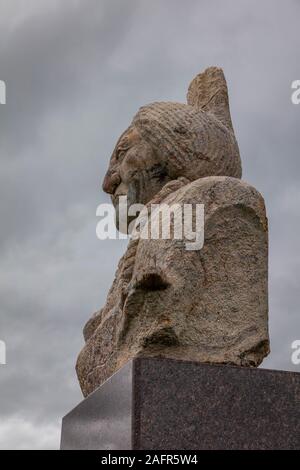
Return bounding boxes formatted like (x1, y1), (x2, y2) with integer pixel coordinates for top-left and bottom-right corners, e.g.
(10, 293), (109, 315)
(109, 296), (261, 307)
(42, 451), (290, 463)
(102, 127), (171, 231)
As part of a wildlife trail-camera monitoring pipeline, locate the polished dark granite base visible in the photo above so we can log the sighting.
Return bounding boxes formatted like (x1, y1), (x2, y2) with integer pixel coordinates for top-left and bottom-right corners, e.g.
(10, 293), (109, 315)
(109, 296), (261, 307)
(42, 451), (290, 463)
(60, 361), (132, 450)
(61, 357), (300, 450)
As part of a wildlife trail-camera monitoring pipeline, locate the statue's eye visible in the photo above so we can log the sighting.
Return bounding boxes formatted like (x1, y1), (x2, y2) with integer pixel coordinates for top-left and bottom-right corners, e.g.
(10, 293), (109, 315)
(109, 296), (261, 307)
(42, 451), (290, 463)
(116, 148), (127, 161)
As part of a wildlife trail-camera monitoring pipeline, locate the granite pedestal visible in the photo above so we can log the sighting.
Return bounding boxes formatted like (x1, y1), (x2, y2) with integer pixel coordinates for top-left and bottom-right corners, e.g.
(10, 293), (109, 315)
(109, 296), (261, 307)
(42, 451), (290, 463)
(61, 357), (300, 450)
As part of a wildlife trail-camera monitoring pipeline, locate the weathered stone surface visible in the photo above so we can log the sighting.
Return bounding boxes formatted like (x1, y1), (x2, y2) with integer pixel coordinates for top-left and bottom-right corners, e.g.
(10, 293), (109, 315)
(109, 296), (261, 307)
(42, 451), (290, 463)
(76, 67), (269, 397)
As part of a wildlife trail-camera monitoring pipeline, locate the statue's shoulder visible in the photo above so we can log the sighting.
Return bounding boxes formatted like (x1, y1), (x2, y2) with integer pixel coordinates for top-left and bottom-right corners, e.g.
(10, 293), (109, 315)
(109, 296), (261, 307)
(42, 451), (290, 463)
(167, 176), (267, 224)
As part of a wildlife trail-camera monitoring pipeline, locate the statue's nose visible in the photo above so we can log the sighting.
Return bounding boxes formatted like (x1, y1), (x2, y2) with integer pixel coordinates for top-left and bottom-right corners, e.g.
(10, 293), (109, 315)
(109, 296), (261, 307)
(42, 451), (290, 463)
(102, 171), (121, 194)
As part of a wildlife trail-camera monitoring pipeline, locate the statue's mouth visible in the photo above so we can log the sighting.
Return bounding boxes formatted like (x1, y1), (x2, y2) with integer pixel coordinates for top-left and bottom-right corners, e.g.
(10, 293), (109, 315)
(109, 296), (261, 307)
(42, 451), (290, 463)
(111, 193), (117, 207)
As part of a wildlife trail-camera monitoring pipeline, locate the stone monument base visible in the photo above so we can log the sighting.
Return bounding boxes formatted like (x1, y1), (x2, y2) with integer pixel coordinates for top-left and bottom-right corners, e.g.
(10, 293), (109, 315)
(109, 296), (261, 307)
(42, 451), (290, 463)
(61, 357), (300, 450)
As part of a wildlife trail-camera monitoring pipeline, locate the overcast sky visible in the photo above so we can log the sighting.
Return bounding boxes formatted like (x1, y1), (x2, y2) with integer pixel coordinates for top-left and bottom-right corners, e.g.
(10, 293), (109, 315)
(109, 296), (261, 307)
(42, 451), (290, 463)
(0, 0), (299, 449)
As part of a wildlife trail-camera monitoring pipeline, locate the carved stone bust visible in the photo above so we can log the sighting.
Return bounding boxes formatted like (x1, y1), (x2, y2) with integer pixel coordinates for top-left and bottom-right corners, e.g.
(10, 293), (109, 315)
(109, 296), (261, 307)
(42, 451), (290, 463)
(76, 67), (269, 397)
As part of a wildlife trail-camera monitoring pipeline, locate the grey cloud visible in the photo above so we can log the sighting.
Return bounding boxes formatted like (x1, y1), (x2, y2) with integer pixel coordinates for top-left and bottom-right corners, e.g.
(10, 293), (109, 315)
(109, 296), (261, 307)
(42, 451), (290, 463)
(0, 0), (300, 449)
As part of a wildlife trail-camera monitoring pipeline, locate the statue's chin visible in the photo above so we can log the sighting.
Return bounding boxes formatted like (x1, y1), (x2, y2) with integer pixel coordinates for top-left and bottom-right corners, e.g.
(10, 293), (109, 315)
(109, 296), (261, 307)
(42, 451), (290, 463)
(115, 210), (138, 235)
(113, 192), (142, 235)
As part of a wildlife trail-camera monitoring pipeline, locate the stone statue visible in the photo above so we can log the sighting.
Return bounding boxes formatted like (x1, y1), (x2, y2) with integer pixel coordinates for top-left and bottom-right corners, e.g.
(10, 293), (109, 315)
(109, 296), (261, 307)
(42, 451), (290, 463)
(76, 67), (269, 397)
